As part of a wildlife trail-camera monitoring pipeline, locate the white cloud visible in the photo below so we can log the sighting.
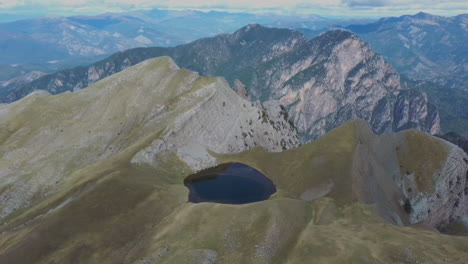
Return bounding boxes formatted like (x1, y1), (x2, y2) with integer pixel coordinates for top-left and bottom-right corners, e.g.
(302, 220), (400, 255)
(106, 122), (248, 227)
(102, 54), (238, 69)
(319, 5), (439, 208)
(0, 0), (466, 17)
(0, 0), (24, 8)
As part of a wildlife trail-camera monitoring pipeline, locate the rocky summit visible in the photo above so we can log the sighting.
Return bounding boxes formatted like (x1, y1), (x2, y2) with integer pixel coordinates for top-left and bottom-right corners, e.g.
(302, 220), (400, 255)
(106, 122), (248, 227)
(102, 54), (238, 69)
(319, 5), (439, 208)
(2, 25), (440, 142)
(0, 57), (467, 264)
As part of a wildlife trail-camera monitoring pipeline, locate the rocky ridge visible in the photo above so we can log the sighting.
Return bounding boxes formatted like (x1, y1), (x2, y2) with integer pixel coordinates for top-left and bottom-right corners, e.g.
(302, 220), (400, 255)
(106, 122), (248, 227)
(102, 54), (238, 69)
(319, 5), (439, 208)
(4, 25), (440, 141)
(0, 57), (299, 221)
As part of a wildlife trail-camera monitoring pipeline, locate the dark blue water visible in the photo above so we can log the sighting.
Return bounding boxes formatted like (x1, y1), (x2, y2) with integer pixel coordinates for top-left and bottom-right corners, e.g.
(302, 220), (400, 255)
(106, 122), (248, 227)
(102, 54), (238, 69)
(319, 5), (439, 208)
(184, 163), (276, 204)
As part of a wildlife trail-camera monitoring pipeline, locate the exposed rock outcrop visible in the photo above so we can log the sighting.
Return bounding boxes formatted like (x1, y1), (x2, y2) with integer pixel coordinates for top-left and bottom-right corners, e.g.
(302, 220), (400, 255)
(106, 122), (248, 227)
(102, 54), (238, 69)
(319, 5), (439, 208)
(232, 79), (249, 100)
(383, 129), (467, 229)
(403, 141), (468, 229)
(333, 121), (468, 230)
(392, 89), (440, 134)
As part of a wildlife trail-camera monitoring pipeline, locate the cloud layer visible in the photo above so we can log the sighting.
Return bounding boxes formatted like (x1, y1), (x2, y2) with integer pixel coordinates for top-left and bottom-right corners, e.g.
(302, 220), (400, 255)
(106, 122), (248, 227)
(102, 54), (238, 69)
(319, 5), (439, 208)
(0, 0), (466, 17)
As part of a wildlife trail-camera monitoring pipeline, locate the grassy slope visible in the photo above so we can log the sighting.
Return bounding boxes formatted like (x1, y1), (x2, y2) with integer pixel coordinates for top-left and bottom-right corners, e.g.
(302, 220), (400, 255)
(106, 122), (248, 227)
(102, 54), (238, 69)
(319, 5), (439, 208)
(0, 119), (466, 263)
(216, 120), (358, 203)
(0, 57), (209, 263)
(0, 58), (467, 263)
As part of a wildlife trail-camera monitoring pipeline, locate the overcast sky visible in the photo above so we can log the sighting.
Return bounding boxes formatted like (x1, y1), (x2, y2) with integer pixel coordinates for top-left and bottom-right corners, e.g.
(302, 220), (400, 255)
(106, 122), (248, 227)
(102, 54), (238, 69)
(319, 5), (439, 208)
(0, 0), (466, 18)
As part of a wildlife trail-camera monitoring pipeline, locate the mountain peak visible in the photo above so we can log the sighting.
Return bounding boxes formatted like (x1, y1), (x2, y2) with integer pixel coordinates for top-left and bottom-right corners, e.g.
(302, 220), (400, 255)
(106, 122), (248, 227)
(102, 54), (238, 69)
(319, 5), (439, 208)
(245, 23), (262, 30)
(315, 29), (358, 44)
(413, 11), (434, 19)
(231, 24), (305, 44)
(323, 28), (355, 37)
(236, 23), (266, 34)
(144, 56), (179, 70)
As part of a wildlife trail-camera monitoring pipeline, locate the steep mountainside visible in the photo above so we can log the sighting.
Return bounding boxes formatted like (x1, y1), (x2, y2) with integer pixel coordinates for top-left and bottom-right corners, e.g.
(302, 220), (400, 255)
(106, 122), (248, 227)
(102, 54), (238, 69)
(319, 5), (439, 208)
(0, 57), (300, 222)
(0, 57), (466, 262)
(5, 25), (440, 141)
(346, 12), (468, 91)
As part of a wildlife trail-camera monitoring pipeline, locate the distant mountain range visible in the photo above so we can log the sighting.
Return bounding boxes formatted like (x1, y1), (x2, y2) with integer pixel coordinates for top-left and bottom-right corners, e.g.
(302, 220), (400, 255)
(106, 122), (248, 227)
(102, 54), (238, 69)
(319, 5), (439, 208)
(1, 11), (466, 137)
(2, 25), (440, 141)
(3, 11), (466, 94)
(0, 9), (372, 68)
(346, 12), (468, 91)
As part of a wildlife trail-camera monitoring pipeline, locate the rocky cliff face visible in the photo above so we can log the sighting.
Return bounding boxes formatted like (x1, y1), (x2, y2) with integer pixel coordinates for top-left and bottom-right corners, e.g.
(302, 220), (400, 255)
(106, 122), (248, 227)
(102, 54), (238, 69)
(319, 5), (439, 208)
(393, 89), (440, 134)
(243, 29), (440, 140)
(0, 57), (299, 220)
(322, 121), (468, 231)
(370, 128), (468, 229)
(401, 77), (468, 138)
(401, 139), (468, 229)
(4, 25), (440, 141)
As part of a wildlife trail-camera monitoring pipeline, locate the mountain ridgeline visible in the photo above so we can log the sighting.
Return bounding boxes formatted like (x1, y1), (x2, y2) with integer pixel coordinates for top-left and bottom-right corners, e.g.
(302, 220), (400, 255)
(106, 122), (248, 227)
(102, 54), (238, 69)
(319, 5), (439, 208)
(346, 12), (468, 91)
(2, 25), (440, 141)
(0, 9), (371, 68)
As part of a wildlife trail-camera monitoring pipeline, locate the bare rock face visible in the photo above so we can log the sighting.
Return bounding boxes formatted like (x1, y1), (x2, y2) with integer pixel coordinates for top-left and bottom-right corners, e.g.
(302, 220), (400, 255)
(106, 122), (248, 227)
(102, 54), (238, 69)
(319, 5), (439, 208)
(400, 139), (468, 229)
(232, 79), (249, 100)
(131, 75), (300, 171)
(0, 57), (300, 220)
(347, 121), (467, 230)
(245, 29), (440, 140)
(393, 89), (440, 134)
